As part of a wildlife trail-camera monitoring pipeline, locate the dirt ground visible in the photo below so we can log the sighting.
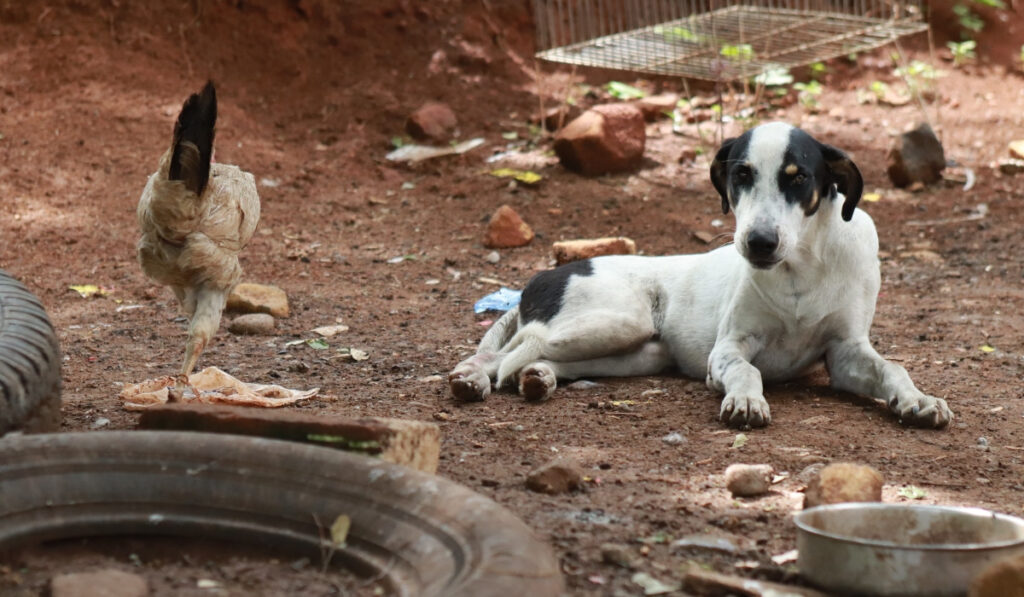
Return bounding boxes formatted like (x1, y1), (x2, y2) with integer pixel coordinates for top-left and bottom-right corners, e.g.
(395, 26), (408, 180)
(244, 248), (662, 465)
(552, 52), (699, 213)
(2, 1), (1024, 595)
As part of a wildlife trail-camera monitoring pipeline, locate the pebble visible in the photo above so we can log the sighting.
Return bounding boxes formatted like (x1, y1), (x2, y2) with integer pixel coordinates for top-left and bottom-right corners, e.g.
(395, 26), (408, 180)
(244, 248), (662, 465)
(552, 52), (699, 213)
(228, 313), (276, 335)
(91, 417), (111, 429)
(566, 380), (601, 390)
(671, 533), (745, 554)
(1009, 140), (1024, 161)
(724, 463), (774, 497)
(600, 543), (637, 569)
(51, 569), (148, 597)
(405, 102), (458, 143)
(661, 432), (687, 445)
(803, 462), (883, 508)
(483, 205), (534, 249)
(484, 250), (501, 264)
(525, 458), (583, 494)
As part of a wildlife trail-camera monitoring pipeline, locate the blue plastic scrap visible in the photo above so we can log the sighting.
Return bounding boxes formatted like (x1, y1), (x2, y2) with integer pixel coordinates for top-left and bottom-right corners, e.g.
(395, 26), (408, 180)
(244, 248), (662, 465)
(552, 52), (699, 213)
(473, 287), (522, 314)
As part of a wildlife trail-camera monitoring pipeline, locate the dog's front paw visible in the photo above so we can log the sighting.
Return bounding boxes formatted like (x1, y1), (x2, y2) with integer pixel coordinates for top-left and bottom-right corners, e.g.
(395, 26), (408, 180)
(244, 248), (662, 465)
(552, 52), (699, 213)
(448, 366), (491, 402)
(720, 393), (771, 428)
(888, 393), (953, 429)
(519, 363), (556, 402)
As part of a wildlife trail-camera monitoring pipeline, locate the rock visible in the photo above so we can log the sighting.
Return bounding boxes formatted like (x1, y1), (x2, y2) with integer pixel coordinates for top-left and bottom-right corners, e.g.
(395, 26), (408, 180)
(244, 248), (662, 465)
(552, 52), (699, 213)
(51, 569), (148, 597)
(724, 463), (774, 497)
(803, 462), (883, 508)
(405, 102), (457, 143)
(1009, 140), (1024, 161)
(227, 283), (289, 318)
(886, 122), (945, 188)
(998, 158), (1024, 175)
(635, 93), (678, 121)
(552, 237), (636, 265)
(554, 103), (646, 176)
(683, 567), (829, 597)
(484, 250), (501, 264)
(483, 204), (534, 248)
(137, 404), (441, 473)
(970, 554), (1024, 597)
(600, 543), (637, 569)
(228, 313), (276, 335)
(525, 458), (583, 494)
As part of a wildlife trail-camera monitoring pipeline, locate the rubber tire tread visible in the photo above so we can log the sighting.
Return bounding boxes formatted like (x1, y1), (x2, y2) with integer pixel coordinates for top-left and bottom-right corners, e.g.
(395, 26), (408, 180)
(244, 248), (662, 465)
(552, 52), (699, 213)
(0, 431), (563, 597)
(0, 271), (61, 435)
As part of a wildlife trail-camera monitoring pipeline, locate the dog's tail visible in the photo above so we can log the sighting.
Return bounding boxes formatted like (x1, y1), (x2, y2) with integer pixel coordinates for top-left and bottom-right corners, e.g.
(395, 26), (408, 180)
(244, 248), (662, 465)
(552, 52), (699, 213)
(496, 320), (548, 387)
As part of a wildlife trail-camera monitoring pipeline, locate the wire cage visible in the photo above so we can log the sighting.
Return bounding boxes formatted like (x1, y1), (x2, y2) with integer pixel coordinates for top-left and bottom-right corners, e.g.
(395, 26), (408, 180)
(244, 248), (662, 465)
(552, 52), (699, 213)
(532, 0), (928, 81)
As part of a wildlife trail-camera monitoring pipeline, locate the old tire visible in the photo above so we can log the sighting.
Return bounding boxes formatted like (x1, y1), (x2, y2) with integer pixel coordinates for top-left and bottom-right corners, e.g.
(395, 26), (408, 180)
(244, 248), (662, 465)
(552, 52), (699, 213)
(0, 431), (563, 597)
(0, 270), (61, 436)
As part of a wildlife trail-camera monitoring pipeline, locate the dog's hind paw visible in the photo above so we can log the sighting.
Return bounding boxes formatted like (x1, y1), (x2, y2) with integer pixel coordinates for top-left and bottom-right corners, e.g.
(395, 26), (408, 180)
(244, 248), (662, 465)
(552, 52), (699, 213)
(720, 393), (771, 428)
(448, 368), (491, 402)
(889, 394), (953, 429)
(519, 363), (556, 402)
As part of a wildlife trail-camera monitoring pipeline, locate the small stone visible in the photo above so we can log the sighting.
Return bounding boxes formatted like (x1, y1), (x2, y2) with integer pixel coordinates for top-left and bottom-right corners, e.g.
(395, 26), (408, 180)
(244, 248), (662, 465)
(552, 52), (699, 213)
(600, 543), (637, 569)
(552, 237), (637, 265)
(803, 462), (883, 508)
(886, 122), (945, 188)
(566, 380), (601, 390)
(483, 205), (534, 248)
(635, 93), (678, 121)
(971, 554), (1024, 597)
(91, 417), (111, 429)
(678, 146), (698, 163)
(526, 458), (583, 494)
(228, 313), (276, 336)
(51, 569), (148, 597)
(405, 102), (457, 143)
(998, 158), (1024, 175)
(692, 230), (715, 244)
(227, 283), (289, 318)
(1009, 140), (1024, 161)
(724, 463), (774, 497)
(671, 533), (743, 554)
(484, 250), (501, 264)
(661, 432), (687, 445)
(554, 103), (646, 176)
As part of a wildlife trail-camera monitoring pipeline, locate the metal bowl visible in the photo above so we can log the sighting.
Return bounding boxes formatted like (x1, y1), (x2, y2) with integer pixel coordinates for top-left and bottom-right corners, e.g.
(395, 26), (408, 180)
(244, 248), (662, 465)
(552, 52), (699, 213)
(794, 503), (1024, 596)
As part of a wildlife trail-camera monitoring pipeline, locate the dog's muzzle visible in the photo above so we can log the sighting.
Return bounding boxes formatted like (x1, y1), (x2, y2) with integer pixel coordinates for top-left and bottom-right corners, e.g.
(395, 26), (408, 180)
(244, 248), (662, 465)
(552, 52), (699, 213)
(744, 229), (781, 269)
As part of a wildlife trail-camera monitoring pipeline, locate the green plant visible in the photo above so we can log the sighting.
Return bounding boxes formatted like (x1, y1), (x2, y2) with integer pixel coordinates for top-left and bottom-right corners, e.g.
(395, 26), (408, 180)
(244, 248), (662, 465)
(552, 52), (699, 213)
(720, 43), (754, 61)
(953, 3), (984, 37)
(809, 61), (827, 80)
(947, 40), (977, 66)
(869, 80), (889, 99)
(793, 80), (823, 108)
(753, 67), (793, 87)
(604, 81), (646, 100)
(654, 25), (704, 43)
(1019, 44), (1024, 66)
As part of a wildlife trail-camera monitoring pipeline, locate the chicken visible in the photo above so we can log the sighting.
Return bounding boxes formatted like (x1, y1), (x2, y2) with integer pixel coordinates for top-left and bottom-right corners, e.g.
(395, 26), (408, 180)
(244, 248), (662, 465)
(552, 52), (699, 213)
(137, 81), (260, 378)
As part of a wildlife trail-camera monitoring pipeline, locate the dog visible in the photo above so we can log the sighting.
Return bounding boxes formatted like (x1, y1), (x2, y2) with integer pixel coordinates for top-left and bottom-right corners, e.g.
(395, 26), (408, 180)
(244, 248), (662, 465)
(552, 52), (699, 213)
(448, 122), (952, 429)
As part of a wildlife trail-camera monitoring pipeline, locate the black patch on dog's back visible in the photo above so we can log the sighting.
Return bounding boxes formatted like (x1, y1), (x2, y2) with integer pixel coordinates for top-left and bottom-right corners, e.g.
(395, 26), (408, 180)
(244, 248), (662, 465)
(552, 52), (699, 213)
(520, 259), (595, 323)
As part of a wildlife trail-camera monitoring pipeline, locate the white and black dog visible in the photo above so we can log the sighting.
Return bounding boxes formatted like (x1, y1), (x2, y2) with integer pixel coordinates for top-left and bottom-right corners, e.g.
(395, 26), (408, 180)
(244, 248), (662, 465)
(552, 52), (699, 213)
(449, 122), (952, 429)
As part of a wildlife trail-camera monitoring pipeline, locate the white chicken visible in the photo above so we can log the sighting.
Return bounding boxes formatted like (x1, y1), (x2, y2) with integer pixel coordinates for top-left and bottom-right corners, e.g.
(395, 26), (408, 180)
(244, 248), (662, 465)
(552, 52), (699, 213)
(137, 81), (260, 378)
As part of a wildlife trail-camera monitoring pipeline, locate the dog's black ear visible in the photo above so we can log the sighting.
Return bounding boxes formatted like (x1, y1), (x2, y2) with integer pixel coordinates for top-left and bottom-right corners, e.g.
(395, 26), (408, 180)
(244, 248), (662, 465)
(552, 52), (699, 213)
(819, 143), (863, 221)
(710, 137), (738, 215)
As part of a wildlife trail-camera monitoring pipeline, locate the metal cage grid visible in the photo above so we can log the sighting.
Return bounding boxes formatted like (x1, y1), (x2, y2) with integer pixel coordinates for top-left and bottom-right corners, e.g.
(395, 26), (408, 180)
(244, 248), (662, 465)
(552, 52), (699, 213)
(533, 1), (928, 81)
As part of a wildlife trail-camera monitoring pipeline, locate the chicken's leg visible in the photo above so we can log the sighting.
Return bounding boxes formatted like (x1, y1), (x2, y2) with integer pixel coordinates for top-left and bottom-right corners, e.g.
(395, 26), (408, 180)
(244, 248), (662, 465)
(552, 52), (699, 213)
(182, 286), (227, 375)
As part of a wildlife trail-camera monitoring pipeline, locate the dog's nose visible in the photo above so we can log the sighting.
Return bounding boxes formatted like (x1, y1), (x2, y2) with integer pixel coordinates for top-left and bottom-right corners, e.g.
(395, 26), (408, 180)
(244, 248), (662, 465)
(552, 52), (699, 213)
(746, 229), (779, 257)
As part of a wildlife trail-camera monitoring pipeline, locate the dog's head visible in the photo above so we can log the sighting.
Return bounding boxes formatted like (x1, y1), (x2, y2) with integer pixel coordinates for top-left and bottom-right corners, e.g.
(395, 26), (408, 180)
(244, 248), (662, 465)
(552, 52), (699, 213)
(709, 122), (863, 269)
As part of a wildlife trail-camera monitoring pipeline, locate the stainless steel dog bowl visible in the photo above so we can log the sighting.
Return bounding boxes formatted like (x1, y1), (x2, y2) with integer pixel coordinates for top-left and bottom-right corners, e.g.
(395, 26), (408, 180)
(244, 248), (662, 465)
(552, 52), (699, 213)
(794, 503), (1024, 596)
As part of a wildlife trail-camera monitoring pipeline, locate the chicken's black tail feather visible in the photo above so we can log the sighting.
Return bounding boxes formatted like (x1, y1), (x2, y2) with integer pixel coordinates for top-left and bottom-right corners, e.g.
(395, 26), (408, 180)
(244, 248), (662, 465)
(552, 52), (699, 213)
(169, 81), (217, 197)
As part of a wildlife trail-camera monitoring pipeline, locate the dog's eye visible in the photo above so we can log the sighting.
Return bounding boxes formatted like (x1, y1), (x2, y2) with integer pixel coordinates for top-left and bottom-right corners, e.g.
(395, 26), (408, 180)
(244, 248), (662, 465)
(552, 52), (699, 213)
(793, 174), (807, 185)
(735, 167), (753, 183)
